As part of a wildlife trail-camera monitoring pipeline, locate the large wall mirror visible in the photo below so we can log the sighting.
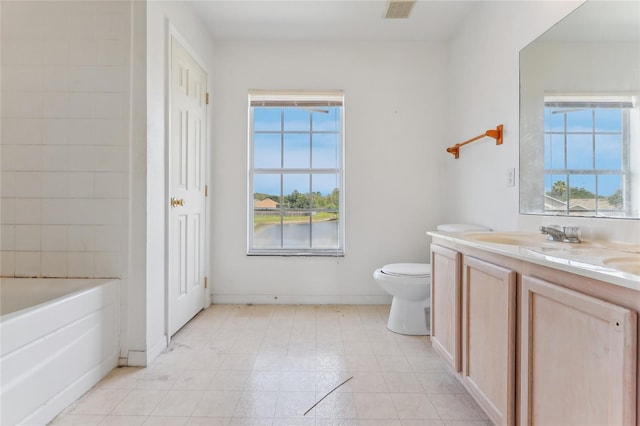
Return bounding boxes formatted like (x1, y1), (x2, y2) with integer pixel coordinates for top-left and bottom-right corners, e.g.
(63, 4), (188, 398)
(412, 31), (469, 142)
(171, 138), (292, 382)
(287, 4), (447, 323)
(520, 0), (639, 219)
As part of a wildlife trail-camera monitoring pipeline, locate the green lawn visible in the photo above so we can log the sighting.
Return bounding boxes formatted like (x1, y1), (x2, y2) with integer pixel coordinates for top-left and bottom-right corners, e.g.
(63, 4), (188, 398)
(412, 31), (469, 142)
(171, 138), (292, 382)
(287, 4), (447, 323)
(254, 212), (338, 225)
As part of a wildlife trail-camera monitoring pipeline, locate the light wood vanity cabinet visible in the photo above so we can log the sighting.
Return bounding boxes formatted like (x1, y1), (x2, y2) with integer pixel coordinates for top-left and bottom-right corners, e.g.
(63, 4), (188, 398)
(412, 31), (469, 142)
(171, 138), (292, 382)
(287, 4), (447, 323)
(462, 256), (516, 426)
(431, 245), (462, 371)
(430, 242), (638, 426)
(520, 275), (637, 426)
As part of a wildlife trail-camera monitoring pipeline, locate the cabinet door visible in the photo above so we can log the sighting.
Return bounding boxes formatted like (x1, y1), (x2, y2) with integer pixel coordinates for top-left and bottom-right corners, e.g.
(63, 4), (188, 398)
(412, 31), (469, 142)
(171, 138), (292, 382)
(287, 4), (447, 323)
(520, 275), (637, 426)
(431, 244), (462, 371)
(462, 256), (516, 426)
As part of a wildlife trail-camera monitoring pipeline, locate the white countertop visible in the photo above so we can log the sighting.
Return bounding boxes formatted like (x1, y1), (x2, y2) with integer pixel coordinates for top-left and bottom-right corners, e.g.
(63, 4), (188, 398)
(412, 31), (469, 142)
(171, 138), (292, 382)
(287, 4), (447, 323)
(427, 231), (640, 292)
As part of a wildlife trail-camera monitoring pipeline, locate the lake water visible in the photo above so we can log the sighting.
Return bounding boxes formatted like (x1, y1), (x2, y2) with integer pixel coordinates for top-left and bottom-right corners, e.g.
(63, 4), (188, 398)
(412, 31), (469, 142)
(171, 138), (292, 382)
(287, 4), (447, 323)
(254, 220), (339, 248)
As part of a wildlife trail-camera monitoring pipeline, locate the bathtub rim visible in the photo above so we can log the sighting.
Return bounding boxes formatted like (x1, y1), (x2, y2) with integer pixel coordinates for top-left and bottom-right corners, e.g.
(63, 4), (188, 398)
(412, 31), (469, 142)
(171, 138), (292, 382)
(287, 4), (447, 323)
(0, 277), (117, 321)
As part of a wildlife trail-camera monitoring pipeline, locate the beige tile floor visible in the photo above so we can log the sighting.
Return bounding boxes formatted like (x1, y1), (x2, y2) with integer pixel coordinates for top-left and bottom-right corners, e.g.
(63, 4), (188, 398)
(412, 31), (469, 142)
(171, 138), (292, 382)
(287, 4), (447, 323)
(51, 304), (492, 426)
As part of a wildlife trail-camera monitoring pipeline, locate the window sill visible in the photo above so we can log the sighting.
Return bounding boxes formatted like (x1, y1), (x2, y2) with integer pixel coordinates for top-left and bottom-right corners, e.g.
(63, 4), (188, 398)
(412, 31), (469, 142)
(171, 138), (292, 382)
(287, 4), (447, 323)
(247, 250), (344, 257)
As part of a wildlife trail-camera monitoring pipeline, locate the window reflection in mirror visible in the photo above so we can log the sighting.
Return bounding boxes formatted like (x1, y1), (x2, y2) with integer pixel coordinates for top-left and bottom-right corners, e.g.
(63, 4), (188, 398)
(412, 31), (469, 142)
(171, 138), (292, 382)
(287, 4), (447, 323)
(543, 94), (636, 217)
(519, 0), (640, 218)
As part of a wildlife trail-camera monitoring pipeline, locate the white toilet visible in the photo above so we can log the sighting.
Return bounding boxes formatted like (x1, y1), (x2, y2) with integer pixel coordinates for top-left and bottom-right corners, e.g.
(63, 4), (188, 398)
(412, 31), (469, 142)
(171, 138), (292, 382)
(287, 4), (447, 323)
(373, 263), (432, 335)
(374, 224), (490, 336)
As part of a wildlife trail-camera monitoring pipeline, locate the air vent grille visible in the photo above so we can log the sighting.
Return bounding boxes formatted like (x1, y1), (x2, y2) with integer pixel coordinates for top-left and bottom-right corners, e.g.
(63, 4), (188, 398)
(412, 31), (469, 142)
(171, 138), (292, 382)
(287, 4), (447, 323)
(384, 0), (416, 19)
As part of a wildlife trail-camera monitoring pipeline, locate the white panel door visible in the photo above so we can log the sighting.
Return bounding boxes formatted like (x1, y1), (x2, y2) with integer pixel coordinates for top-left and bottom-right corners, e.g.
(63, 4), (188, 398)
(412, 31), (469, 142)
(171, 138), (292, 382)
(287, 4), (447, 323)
(169, 37), (207, 336)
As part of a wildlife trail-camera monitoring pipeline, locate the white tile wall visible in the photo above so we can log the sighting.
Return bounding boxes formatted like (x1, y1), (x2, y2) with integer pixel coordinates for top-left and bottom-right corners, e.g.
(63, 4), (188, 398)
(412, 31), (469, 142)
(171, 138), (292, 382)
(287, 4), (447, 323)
(1, 252), (16, 276)
(68, 225), (94, 251)
(15, 251), (41, 277)
(1, 225), (15, 251)
(42, 172), (70, 198)
(15, 199), (42, 224)
(41, 225), (67, 251)
(42, 252), (68, 276)
(68, 172), (95, 198)
(1, 1), (130, 278)
(14, 172), (42, 197)
(15, 225), (41, 251)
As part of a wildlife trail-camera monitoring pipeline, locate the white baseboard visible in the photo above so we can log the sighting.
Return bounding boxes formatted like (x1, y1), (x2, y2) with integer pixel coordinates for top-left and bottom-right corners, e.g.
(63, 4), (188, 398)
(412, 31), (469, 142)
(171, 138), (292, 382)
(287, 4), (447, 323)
(127, 350), (147, 367)
(210, 294), (392, 305)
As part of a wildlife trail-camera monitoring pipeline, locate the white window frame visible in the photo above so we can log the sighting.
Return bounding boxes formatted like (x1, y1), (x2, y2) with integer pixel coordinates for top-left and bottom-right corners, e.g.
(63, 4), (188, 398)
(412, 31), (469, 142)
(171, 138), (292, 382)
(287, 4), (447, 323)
(247, 90), (345, 256)
(543, 94), (636, 216)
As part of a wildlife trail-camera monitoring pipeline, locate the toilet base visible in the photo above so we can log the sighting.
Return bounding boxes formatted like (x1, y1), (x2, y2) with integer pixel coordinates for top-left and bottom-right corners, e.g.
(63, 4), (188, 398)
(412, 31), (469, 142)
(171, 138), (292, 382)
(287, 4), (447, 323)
(387, 297), (431, 336)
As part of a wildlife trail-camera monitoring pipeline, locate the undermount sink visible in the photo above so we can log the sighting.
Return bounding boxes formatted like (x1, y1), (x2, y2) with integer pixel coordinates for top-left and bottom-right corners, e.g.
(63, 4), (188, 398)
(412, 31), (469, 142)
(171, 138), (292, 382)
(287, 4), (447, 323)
(603, 256), (640, 276)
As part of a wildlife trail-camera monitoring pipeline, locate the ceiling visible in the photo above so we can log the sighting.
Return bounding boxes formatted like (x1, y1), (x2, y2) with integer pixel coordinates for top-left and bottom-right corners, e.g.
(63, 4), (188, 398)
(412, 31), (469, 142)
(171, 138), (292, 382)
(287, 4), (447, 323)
(188, 1), (478, 42)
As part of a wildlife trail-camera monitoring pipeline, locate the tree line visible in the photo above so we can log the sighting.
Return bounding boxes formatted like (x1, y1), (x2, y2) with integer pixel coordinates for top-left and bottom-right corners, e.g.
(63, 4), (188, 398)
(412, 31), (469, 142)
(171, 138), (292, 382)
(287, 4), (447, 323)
(547, 180), (622, 207)
(255, 189), (339, 209)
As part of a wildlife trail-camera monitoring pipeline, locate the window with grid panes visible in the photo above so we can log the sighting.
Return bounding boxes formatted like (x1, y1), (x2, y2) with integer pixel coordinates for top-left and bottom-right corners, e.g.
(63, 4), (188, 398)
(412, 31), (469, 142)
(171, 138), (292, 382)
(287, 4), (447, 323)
(543, 94), (636, 216)
(248, 91), (344, 255)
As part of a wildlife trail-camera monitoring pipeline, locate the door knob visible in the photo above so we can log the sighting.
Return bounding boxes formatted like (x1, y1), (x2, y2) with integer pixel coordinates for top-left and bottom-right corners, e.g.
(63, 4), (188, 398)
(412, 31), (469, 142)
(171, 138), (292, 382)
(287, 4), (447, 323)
(171, 197), (185, 207)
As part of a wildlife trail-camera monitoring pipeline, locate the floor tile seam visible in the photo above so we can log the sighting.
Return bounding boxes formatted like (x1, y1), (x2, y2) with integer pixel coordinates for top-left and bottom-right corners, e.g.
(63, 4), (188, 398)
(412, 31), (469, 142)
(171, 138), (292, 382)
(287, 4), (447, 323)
(85, 387), (138, 417)
(93, 383), (140, 392)
(454, 392), (490, 420)
(98, 413), (150, 425)
(387, 393), (443, 422)
(212, 386), (245, 422)
(314, 305), (320, 357)
(426, 390), (477, 399)
(270, 313), (294, 360)
(51, 412), (107, 425)
(226, 415), (276, 426)
(148, 389), (205, 417)
(426, 396), (483, 422)
(158, 388), (209, 419)
(114, 388), (169, 417)
(275, 390), (318, 419)
(240, 375), (349, 392)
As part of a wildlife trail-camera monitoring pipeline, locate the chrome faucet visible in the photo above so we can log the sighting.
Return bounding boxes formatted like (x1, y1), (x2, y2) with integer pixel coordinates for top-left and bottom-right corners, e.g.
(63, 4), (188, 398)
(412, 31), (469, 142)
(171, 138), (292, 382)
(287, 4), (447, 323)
(539, 225), (581, 243)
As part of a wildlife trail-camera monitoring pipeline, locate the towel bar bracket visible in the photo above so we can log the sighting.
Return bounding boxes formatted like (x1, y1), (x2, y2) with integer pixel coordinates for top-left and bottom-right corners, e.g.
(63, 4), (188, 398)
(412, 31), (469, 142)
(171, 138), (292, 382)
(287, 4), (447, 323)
(446, 124), (503, 159)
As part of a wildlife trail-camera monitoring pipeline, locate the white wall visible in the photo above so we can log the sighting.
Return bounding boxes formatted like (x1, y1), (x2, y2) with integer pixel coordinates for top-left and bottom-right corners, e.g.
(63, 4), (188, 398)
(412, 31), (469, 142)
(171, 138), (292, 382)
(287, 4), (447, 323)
(144, 1), (215, 363)
(211, 41), (447, 304)
(444, 1), (640, 243)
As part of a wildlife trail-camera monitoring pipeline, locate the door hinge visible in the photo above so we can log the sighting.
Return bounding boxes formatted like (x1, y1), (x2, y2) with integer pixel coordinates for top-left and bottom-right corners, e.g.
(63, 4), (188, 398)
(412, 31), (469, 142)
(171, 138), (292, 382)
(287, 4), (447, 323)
(204, 277), (208, 289)
(206, 92), (209, 105)
(205, 185), (208, 197)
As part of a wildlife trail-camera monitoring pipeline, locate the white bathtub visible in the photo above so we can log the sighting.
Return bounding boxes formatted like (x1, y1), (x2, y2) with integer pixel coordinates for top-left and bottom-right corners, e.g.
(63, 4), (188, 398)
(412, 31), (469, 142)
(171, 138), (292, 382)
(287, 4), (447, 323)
(0, 278), (120, 425)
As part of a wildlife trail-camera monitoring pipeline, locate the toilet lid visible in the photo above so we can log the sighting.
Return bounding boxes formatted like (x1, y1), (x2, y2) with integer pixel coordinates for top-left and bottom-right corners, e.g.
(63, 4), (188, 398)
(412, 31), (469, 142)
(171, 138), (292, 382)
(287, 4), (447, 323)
(382, 263), (431, 277)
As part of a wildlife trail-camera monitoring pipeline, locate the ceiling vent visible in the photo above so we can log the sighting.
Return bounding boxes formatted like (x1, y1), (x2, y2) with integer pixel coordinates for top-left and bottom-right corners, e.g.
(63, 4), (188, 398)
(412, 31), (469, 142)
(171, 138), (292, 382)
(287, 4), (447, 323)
(384, 0), (416, 19)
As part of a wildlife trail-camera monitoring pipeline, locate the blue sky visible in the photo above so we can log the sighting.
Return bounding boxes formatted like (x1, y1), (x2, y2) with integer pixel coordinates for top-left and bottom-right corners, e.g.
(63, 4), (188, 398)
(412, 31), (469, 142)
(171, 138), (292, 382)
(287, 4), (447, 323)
(253, 107), (341, 197)
(254, 106), (626, 198)
(544, 107), (625, 196)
